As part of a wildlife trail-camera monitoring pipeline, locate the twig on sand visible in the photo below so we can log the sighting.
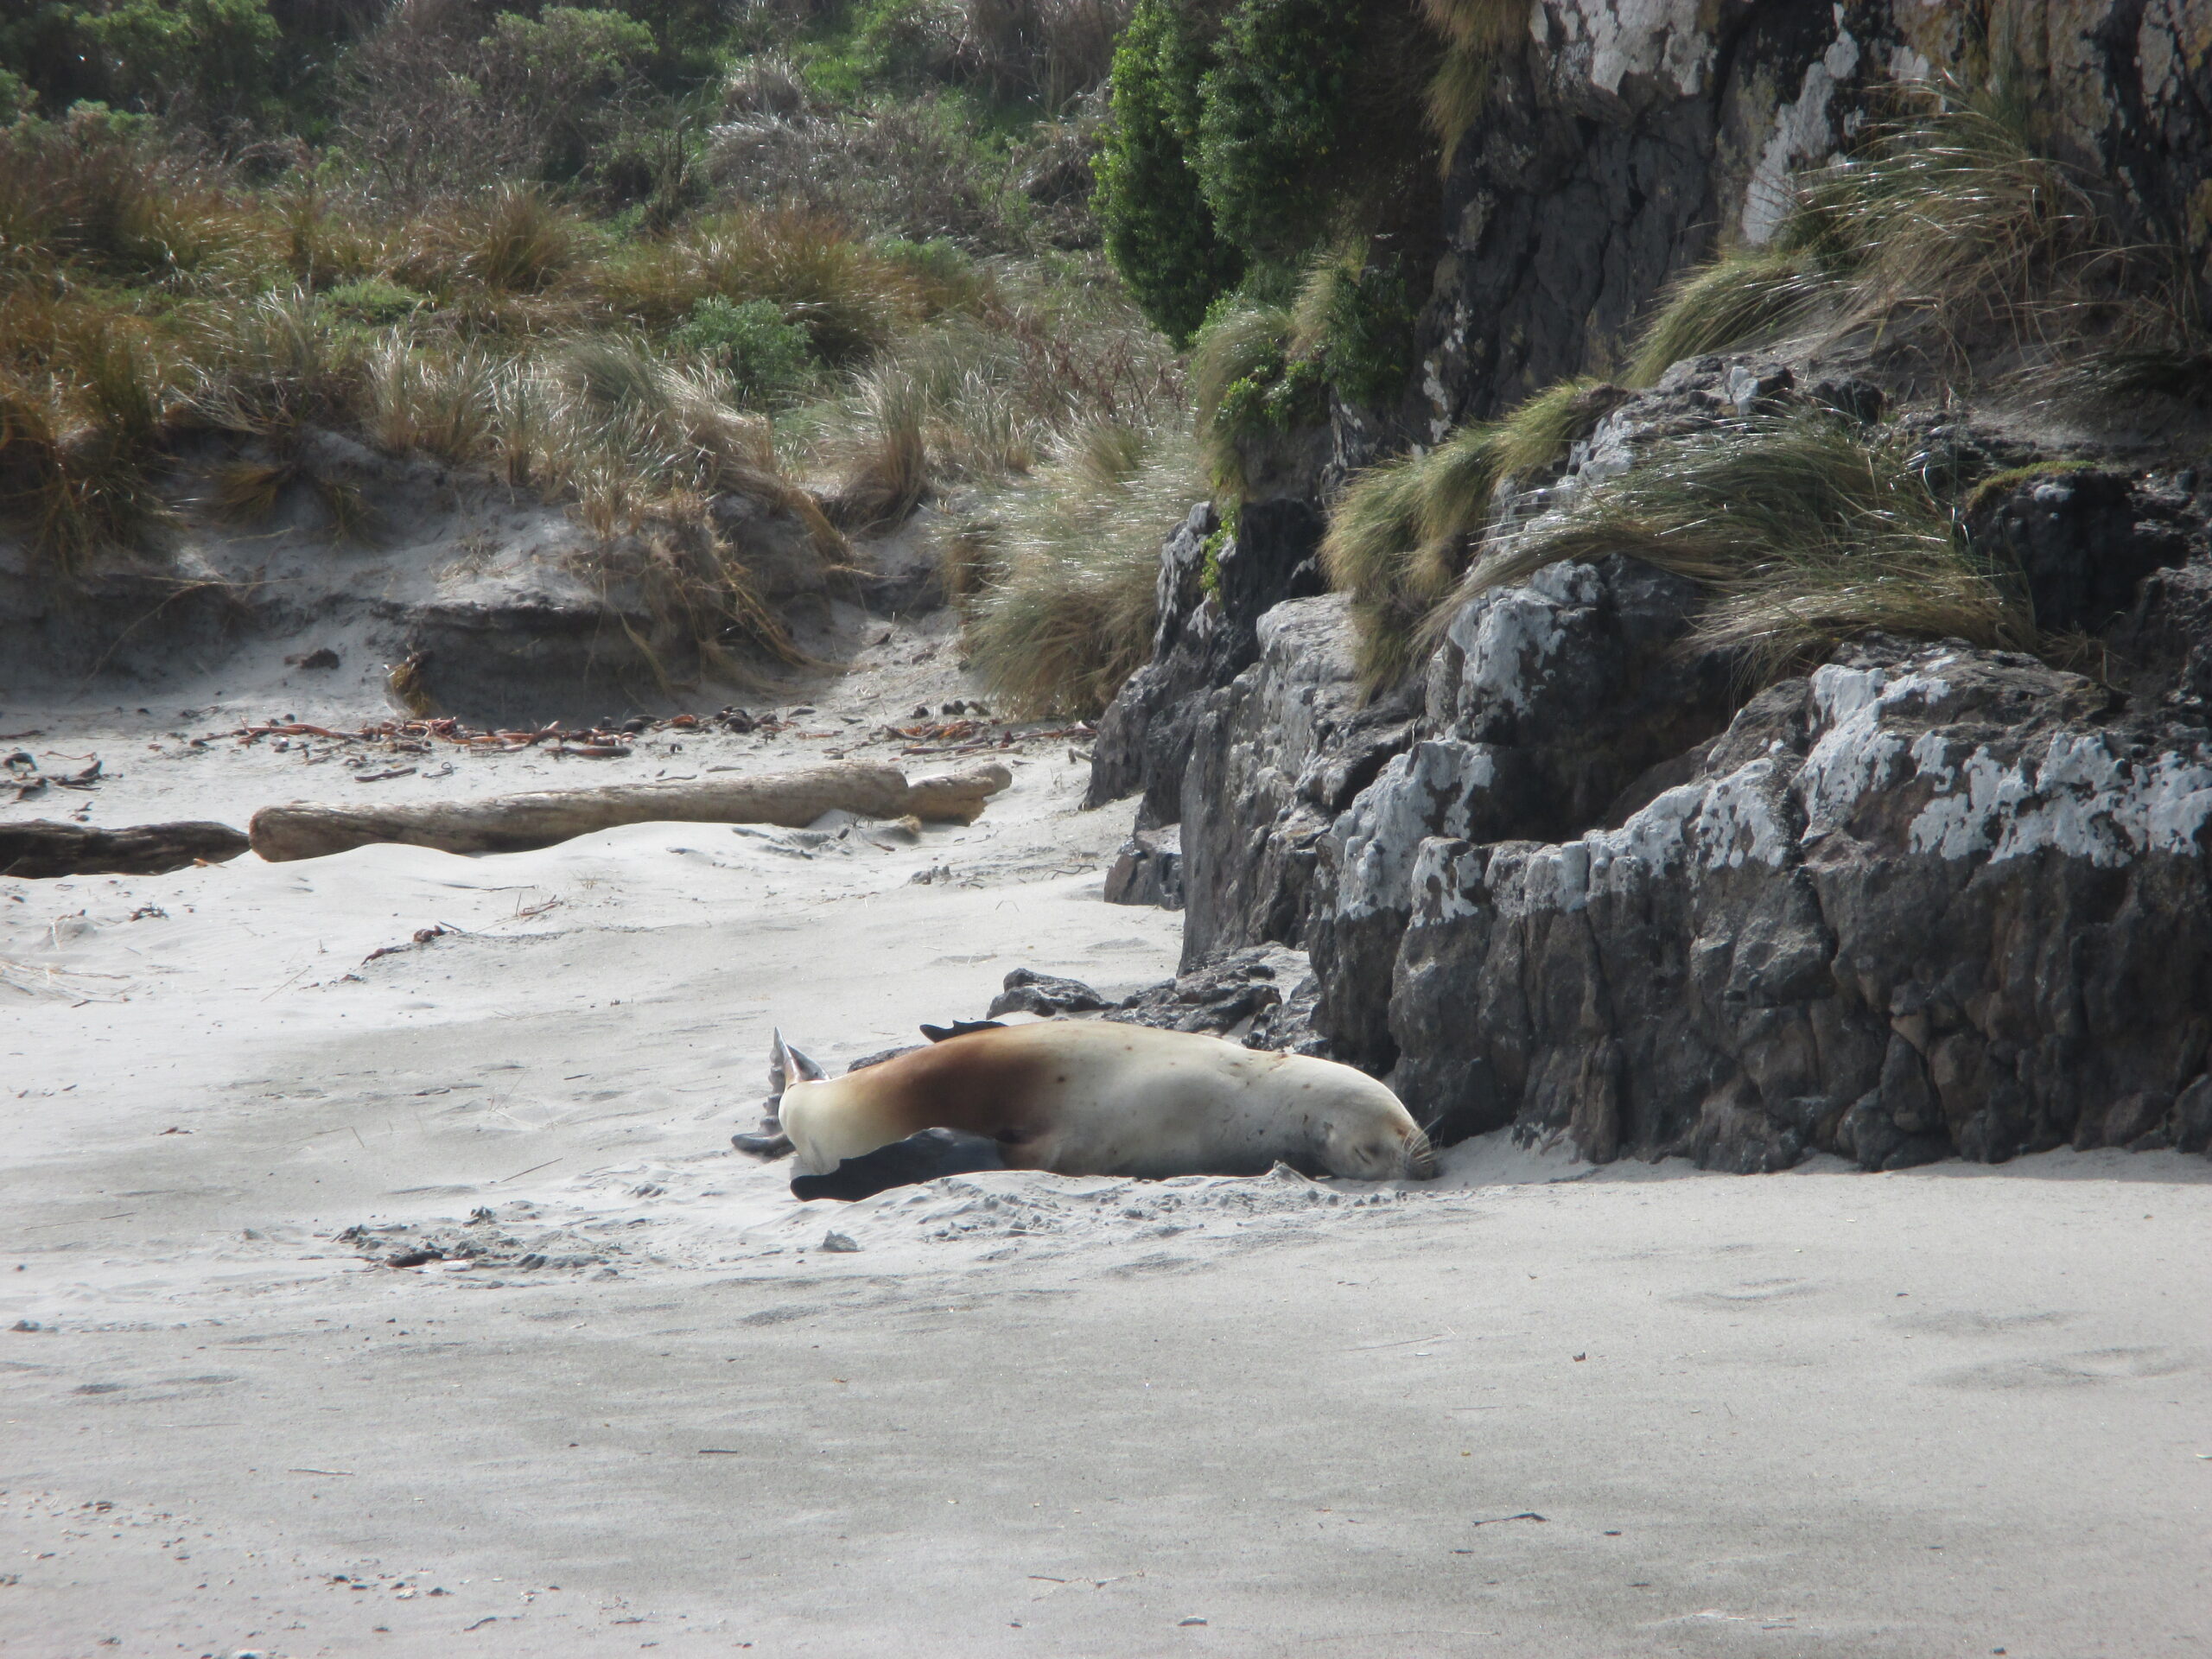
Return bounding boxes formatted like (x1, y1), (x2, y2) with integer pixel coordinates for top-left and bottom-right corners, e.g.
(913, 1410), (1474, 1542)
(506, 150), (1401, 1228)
(491, 1157), (563, 1185)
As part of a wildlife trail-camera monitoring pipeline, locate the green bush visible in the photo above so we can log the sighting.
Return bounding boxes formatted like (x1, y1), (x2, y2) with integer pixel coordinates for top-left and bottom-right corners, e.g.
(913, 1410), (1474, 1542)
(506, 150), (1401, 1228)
(482, 6), (657, 181)
(0, 67), (33, 125)
(1194, 0), (1361, 265)
(1094, 0), (1241, 345)
(1294, 247), (1414, 407)
(670, 296), (817, 405)
(2, 0), (284, 123)
(322, 276), (429, 327)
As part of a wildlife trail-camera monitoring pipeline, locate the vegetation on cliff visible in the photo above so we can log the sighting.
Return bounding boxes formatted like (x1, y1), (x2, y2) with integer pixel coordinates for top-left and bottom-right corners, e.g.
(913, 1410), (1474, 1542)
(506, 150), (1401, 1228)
(1321, 79), (2211, 696)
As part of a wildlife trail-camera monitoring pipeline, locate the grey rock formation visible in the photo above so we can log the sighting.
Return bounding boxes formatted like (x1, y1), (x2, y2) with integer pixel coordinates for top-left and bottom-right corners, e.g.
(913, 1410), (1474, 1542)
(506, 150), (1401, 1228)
(1102, 823), (1184, 910)
(988, 968), (1115, 1018)
(1419, 1), (2212, 433)
(1391, 639), (2212, 1167)
(1306, 555), (1739, 1070)
(1086, 499), (1328, 836)
(1964, 467), (2196, 636)
(1178, 596), (1418, 969)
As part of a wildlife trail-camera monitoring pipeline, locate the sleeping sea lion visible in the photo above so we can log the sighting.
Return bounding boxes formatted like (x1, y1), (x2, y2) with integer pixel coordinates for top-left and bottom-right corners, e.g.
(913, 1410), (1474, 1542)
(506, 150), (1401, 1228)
(763, 1020), (1438, 1194)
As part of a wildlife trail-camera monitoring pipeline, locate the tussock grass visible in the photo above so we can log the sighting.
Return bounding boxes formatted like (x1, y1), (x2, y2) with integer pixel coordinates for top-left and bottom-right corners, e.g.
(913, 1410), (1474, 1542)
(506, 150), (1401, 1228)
(1628, 82), (2115, 386)
(1419, 0), (1527, 168)
(1625, 245), (1828, 385)
(806, 273), (1182, 523)
(1456, 414), (2035, 677)
(1321, 376), (1623, 690)
(962, 416), (1198, 715)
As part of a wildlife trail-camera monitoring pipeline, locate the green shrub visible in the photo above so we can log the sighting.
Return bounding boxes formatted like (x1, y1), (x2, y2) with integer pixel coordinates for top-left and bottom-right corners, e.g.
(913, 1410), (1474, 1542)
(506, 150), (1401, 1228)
(1192, 296), (1325, 496)
(1093, 0), (1241, 345)
(322, 276), (428, 327)
(1292, 245), (1414, 407)
(670, 296), (817, 405)
(1194, 0), (1362, 265)
(2, 0), (283, 122)
(0, 67), (32, 125)
(481, 6), (657, 181)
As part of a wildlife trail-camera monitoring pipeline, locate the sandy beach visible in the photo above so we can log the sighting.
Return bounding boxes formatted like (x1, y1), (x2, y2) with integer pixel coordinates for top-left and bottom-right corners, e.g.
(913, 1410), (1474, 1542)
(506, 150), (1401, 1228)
(3, 626), (2209, 1658)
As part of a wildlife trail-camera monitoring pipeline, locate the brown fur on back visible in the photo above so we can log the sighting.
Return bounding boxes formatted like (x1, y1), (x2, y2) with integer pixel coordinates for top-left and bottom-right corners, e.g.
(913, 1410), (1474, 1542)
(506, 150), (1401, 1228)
(833, 1030), (1058, 1162)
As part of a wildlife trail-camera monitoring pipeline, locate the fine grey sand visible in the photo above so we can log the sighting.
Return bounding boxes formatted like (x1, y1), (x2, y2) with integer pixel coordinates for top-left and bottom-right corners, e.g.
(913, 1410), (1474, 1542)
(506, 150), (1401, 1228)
(3, 632), (2209, 1657)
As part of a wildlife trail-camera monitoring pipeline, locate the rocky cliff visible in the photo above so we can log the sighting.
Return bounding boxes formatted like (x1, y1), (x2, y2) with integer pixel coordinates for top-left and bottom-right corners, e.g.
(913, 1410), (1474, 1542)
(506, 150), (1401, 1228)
(1419, 0), (2212, 430)
(1086, 0), (2212, 1168)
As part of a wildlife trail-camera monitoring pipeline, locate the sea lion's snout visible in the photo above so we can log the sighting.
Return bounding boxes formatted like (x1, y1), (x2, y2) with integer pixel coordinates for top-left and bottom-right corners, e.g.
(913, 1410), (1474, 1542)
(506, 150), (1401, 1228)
(1402, 1127), (1440, 1181)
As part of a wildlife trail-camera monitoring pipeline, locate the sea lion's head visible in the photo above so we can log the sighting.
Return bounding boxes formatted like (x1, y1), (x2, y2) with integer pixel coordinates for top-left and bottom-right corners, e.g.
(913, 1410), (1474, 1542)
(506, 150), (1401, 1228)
(1320, 1112), (1440, 1182)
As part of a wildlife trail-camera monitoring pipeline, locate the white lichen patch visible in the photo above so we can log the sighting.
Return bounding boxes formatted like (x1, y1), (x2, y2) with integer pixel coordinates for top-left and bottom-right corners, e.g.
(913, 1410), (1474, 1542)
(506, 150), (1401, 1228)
(1543, 0), (1715, 99)
(1743, 17), (1860, 245)
(1442, 562), (1599, 724)
(1335, 741), (1503, 919)
(1910, 734), (2212, 868)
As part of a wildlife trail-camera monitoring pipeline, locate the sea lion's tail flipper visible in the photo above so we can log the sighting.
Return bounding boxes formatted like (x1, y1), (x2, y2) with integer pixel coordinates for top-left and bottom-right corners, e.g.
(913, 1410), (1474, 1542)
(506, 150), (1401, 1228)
(919, 1019), (1007, 1042)
(732, 1125), (794, 1159)
(769, 1027), (827, 1096)
(790, 1128), (1006, 1202)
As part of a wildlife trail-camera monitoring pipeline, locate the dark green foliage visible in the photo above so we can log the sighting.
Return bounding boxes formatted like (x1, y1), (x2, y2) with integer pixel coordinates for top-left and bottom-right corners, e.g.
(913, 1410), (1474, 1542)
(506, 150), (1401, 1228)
(670, 296), (817, 404)
(0, 67), (31, 124)
(1308, 253), (1413, 407)
(1194, 0), (1361, 264)
(483, 7), (658, 181)
(1215, 347), (1325, 435)
(2, 0), (284, 124)
(1094, 0), (1241, 345)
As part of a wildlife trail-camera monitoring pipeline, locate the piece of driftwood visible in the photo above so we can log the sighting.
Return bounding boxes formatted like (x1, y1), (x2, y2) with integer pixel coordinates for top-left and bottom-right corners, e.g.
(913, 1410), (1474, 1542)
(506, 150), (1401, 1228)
(248, 760), (1014, 862)
(0, 819), (251, 879)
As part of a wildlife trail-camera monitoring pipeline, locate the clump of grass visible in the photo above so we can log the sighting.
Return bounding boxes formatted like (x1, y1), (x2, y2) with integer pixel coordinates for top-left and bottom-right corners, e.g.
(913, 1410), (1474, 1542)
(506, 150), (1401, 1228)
(190, 290), (373, 536)
(1454, 413), (2036, 678)
(801, 272), (1184, 532)
(1625, 244), (1829, 385)
(962, 416), (1200, 715)
(365, 340), (503, 467)
(1419, 0), (1526, 168)
(0, 304), (175, 571)
(597, 211), (928, 364)
(1627, 81), (2112, 386)
(1192, 296), (1326, 499)
(1320, 376), (1624, 689)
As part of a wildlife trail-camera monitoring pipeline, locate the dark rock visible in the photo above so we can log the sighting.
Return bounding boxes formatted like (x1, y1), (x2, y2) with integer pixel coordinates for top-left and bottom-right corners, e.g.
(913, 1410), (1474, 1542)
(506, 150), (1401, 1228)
(1103, 823), (1184, 910)
(1965, 469), (2193, 636)
(2175, 1075), (2212, 1154)
(1304, 556), (1740, 1070)
(1085, 498), (1328, 827)
(1419, 3), (2212, 431)
(987, 967), (1113, 1018)
(1104, 948), (1284, 1035)
(1244, 974), (1332, 1058)
(1388, 639), (2212, 1166)
(1179, 596), (1417, 971)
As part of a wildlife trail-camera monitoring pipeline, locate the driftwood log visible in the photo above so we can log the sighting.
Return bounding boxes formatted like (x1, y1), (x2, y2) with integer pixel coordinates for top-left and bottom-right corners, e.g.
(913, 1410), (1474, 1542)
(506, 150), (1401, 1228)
(248, 760), (1013, 863)
(1, 819), (251, 879)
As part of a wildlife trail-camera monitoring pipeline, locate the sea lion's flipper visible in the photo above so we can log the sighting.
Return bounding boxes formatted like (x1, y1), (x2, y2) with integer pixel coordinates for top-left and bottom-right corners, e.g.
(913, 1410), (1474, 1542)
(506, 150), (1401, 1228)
(732, 1128), (794, 1159)
(919, 1020), (1007, 1043)
(790, 1128), (1006, 1202)
(769, 1027), (826, 1097)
